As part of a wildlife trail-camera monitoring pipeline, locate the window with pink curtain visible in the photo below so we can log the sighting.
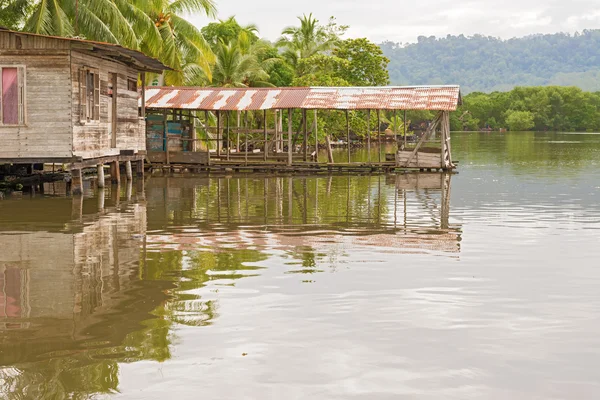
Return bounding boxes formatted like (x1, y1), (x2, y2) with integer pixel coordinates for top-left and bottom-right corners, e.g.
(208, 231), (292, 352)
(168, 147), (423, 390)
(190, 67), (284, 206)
(2, 67), (19, 125)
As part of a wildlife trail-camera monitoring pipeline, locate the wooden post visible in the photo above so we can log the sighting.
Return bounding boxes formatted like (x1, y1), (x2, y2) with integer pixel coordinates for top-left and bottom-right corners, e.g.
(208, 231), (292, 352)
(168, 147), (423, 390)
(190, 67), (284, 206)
(125, 160), (133, 181)
(287, 109), (293, 166)
(237, 111), (241, 152)
(244, 111), (249, 166)
(97, 164), (105, 188)
(263, 109), (268, 162)
(110, 161), (121, 184)
(136, 159), (144, 177)
(273, 109), (278, 154)
(226, 110), (231, 161)
(377, 109), (382, 163)
(404, 109), (407, 149)
(346, 110), (351, 164)
(303, 109), (308, 162)
(313, 110), (318, 163)
(71, 168), (83, 195)
(204, 110), (210, 165)
(325, 135), (334, 164)
(140, 72), (146, 118)
(216, 110), (221, 157)
(394, 109), (398, 151)
(367, 109), (371, 164)
(279, 110), (284, 152)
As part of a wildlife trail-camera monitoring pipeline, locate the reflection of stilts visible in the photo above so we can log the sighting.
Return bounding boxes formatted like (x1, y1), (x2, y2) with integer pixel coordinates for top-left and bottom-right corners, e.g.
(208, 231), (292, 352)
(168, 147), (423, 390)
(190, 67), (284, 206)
(441, 173), (452, 230)
(394, 173), (452, 230)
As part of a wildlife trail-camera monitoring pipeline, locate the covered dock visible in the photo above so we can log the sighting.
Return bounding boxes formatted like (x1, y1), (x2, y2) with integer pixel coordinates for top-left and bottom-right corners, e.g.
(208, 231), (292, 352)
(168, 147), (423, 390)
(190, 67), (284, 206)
(141, 85), (461, 172)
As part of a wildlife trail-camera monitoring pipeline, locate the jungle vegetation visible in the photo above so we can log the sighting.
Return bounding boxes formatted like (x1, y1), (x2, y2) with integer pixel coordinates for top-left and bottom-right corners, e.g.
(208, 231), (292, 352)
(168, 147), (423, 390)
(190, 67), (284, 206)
(2, 2), (600, 134)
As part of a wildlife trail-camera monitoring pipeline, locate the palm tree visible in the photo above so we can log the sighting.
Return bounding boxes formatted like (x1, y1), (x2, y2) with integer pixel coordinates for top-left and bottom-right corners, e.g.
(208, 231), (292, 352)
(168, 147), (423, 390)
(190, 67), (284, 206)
(8, 0), (217, 86)
(276, 13), (342, 73)
(20, 0), (140, 49)
(198, 32), (274, 88)
(124, 0), (217, 86)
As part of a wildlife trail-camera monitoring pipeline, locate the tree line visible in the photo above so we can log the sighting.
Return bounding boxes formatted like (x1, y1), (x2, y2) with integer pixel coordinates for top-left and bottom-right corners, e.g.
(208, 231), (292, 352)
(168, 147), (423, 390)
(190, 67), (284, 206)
(381, 31), (600, 94)
(2, 2), (598, 135)
(455, 86), (600, 132)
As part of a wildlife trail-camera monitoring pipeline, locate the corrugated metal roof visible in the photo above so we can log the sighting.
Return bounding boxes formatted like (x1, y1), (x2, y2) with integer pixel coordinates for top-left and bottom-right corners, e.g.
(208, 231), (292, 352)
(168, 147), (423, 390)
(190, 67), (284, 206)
(143, 86), (461, 111)
(0, 28), (170, 72)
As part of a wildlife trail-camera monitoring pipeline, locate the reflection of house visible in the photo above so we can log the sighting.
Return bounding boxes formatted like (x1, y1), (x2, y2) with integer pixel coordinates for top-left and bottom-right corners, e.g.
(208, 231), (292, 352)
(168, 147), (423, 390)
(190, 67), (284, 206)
(144, 174), (461, 255)
(0, 195), (169, 366)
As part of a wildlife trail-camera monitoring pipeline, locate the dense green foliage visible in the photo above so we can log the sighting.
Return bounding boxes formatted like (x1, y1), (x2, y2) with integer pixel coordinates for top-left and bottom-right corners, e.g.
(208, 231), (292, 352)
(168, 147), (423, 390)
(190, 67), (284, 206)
(454, 86), (600, 132)
(381, 31), (600, 93)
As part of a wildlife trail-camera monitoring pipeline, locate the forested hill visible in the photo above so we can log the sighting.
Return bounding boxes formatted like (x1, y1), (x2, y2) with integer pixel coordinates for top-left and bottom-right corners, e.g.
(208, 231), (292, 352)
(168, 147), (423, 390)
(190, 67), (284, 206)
(381, 31), (600, 93)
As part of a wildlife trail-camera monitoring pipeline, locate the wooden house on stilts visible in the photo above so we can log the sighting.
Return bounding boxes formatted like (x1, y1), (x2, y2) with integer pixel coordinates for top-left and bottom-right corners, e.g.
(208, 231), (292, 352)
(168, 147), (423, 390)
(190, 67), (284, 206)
(0, 28), (169, 193)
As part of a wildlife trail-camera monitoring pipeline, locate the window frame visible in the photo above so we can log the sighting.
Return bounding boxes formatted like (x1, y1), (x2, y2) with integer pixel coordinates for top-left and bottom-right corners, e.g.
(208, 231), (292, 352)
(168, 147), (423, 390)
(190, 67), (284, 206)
(0, 65), (27, 127)
(79, 66), (100, 124)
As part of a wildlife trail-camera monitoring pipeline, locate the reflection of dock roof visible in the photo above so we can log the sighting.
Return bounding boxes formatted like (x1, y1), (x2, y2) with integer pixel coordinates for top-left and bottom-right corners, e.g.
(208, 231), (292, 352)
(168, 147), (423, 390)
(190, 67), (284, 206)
(143, 86), (462, 111)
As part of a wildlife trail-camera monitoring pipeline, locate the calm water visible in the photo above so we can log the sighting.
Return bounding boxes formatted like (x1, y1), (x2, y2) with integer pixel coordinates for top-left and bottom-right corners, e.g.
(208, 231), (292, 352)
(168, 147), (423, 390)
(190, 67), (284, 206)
(1, 132), (600, 399)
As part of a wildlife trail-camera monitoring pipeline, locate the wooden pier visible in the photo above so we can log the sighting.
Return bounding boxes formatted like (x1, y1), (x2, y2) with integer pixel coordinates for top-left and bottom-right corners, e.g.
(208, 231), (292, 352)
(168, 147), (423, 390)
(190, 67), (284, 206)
(142, 86), (462, 174)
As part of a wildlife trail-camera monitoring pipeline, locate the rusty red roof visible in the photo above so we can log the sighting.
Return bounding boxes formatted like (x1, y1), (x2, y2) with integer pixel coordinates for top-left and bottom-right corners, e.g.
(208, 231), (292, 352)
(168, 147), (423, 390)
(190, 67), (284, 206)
(142, 86), (461, 111)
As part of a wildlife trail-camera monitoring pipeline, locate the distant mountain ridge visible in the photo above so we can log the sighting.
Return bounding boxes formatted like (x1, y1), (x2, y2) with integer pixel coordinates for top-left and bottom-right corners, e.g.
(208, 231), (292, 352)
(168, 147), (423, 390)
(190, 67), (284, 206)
(380, 31), (600, 93)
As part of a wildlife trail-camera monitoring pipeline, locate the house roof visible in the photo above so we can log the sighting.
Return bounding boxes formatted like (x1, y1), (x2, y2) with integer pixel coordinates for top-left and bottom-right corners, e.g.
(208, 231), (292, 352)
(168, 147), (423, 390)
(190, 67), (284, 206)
(0, 28), (170, 73)
(143, 86), (462, 111)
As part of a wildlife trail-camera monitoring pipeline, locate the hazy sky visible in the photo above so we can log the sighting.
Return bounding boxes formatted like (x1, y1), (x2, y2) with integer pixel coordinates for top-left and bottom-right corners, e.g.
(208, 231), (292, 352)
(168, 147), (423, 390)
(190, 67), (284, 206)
(187, 0), (600, 43)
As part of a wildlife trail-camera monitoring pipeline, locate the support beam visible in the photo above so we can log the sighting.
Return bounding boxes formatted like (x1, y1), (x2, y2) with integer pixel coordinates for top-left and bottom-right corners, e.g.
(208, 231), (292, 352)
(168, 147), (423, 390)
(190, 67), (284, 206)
(97, 164), (105, 188)
(287, 109), (293, 166)
(125, 160), (133, 181)
(110, 161), (121, 184)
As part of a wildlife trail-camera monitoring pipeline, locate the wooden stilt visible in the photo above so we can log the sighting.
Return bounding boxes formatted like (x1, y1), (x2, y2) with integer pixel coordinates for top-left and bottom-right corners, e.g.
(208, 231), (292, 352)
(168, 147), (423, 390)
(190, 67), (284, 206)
(97, 164), (105, 188)
(125, 160), (133, 181)
(136, 159), (144, 177)
(110, 161), (121, 184)
(71, 168), (83, 195)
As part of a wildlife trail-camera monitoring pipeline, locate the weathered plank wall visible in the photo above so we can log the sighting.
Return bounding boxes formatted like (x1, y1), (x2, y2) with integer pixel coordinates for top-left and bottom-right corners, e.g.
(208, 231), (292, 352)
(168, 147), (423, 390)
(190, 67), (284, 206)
(71, 51), (145, 159)
(397, 150), (442, 169)
(0, 31), (72, 159)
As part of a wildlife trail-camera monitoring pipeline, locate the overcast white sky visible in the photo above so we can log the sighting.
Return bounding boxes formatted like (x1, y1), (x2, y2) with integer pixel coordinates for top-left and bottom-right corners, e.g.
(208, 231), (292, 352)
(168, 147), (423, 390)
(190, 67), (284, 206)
(187, 0), (600, 44)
